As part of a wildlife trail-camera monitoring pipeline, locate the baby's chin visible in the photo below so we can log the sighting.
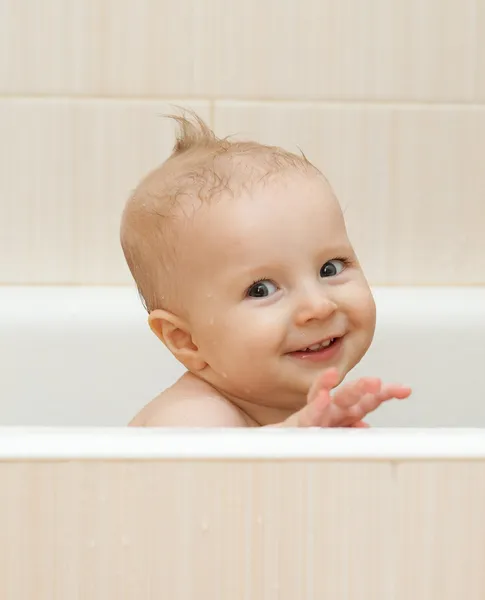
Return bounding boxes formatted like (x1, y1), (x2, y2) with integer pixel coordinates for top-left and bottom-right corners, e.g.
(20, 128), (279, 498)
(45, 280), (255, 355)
(288, 357), (359, 394)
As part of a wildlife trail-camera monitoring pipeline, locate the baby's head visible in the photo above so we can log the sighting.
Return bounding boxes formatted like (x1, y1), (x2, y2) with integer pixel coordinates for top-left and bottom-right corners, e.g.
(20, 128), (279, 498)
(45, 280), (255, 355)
(121, 110), (376, 411)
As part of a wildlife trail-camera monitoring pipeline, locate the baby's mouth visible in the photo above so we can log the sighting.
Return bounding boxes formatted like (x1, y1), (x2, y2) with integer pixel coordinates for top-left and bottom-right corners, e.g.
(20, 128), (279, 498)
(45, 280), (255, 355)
(286, 335), (345, 361)
(291, 336), (340, 354)
(299, 338), (337, 352)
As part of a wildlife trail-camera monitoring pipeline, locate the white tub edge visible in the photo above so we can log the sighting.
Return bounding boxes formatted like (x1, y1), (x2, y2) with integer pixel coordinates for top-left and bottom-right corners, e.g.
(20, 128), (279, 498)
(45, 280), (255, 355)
(0, 428), (484, 460)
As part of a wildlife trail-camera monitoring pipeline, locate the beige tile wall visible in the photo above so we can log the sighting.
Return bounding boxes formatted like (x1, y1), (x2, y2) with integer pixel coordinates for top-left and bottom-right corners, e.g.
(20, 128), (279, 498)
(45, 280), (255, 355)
(1, 0), (483, 284)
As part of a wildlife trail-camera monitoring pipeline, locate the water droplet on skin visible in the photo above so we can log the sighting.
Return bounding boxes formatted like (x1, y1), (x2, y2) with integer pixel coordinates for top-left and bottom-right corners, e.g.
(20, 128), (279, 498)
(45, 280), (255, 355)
(222, 372), (228, 378)
(206, 293), (213, 299)
(209, 317), (214, 325)
(201, 521), (209, 532)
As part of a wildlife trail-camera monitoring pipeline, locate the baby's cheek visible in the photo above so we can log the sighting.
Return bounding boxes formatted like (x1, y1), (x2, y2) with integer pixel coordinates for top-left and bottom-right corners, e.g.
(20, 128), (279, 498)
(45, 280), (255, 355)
(204, 322), (229, 350)
(192, 318), (225, 356)
(343, 282), (375, 324)
(356, 292), (376, 327)
(201, 304), (283, 361)
(202, 318), (245, 353)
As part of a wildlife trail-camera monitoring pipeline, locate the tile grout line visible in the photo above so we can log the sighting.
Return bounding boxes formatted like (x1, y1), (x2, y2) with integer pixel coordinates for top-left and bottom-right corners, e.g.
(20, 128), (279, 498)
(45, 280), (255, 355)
(1, 94), (485, 109)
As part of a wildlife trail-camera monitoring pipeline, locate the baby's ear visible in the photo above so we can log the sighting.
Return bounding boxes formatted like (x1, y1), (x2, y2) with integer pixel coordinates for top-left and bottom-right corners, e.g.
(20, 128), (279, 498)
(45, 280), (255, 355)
(148, 309), (206, 371)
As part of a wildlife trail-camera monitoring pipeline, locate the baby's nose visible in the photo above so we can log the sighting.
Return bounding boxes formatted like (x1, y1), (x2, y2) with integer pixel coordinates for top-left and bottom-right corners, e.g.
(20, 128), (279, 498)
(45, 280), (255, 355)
(294, 292), (338, 325)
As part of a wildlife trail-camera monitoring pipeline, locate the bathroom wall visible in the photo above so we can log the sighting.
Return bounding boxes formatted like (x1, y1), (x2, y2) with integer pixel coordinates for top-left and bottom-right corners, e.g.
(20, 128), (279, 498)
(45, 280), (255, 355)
(1, 0), (484, 286)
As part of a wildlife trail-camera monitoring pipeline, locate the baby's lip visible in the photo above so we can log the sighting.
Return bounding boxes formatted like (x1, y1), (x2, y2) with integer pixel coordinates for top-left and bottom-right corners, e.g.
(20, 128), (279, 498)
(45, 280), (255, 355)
(287, 334), (344, 353)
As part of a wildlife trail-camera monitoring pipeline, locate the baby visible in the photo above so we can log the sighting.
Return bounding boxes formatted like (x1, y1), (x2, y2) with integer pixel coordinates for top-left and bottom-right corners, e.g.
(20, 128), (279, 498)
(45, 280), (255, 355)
(121, 111), (411, 428)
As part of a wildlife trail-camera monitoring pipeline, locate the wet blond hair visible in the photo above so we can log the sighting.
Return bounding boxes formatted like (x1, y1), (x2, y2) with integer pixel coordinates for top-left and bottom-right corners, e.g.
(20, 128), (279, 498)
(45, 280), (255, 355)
(120, 109), (316, 312)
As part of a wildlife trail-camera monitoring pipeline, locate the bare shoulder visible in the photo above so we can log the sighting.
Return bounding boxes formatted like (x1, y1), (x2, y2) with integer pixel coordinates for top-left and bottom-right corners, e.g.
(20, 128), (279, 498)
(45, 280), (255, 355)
(128, 374), (249, 428)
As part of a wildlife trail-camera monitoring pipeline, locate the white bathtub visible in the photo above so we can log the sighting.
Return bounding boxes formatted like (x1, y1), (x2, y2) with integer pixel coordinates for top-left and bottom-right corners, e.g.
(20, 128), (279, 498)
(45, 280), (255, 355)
(0, 285), (484, 426)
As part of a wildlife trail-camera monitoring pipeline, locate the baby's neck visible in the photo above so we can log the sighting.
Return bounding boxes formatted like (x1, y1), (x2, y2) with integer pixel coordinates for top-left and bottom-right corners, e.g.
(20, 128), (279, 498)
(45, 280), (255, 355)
(178, 371), (303, 427)
(185, 372), (298, 426)
(227, 395), (295, 427)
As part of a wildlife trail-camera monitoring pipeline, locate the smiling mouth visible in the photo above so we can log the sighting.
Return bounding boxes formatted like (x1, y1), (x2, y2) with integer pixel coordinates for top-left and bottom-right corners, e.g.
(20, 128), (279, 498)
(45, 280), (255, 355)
(300, 338), (337, 352)
(286, 336), (344, 361)
(290, 336), (341, 354)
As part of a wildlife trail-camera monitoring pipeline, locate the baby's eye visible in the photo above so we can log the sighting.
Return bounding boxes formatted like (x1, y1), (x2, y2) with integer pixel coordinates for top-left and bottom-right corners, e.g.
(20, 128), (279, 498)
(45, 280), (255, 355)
(247, 280), (278, 298)
(320, 259), (347, 278)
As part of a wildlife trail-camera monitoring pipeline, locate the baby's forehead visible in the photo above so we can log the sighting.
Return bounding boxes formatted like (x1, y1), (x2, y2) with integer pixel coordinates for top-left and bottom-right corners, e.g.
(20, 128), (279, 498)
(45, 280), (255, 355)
(176, 173), (348, 267)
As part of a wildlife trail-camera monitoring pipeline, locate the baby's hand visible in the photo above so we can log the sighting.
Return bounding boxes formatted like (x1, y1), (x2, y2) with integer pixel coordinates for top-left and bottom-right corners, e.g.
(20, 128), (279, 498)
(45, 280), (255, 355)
(280, 368), (411, 428)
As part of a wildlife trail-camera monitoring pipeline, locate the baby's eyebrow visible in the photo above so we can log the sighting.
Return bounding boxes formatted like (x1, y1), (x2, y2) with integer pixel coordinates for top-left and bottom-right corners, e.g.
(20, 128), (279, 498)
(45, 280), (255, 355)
(231, 247), (354, 276)
(325, 246), (355, 257)
(225, 242), (355, 279)
(221, 263), (281, 291)
(230, 263), (279, 280)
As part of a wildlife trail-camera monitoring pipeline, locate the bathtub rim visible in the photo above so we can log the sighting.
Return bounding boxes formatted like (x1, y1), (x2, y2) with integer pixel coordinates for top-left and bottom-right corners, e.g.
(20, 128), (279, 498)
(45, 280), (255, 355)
(0, 427), (484, 460)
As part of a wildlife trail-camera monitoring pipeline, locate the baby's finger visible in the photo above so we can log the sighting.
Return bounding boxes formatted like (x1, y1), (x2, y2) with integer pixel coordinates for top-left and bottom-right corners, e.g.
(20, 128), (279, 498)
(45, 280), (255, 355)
(376, 384), (412, 403)
(344, 384), (412, 425)
(356, 392), (386, 416)
(298, 388), (332, 427)
(380, 383), (412, 401)
(331, 381), (361, 410)
(338, 393), (382, 426)
(307, 367), (340, 405)
(333, 377), (381, 409)
(351, 420), (370, 428)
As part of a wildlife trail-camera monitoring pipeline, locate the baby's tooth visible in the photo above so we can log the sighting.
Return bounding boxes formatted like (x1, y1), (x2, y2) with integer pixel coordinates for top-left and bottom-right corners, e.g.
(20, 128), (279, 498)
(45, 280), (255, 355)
(301, 338), (335, 352)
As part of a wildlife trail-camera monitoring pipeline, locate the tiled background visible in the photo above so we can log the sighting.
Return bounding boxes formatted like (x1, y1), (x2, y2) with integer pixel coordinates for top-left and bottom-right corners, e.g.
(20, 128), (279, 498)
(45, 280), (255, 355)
(1, 0), (484, 285)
